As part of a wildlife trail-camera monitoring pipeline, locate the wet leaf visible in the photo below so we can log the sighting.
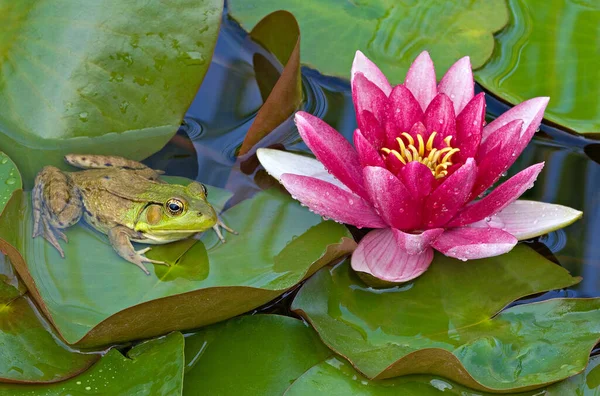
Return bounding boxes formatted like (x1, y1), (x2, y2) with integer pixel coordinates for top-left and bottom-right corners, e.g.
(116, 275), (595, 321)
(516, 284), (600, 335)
(286, 355), (600, 395)
(291, 246), (600, 392)
(229, 1), (507, 81)
(239, 11), (302, 156)
(476, 0), (600, 137)
(0, 0), (222, 186)
(183, 315), (331, 395)
(0, 185), (354, 347)
(0, 332), (185, 395)
(0, 152), (20, 216)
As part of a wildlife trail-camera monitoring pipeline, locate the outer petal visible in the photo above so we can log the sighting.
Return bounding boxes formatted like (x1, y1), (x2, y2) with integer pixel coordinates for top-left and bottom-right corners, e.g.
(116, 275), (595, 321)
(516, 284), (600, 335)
(482, 97), (549, 148)
(431, 227), (517, 260)
(450, 162), (545, 227)
(354, 129), (385, 168)
(393, 228), (444, 255)
(399, 161), (435, 198)
(351, 50), (392, 96)
(257, 148), (347, 190)
(352, 73), (388, 125)
(405, 51), (437, 111)
(363, 166), (420, 230)
(295, 112), (367, 198)
(351, 228), (434, 282)
(455, 92), (486, 162)
(473, 200), (583, 240)
(423, 158), (476, 228)
(386, 84), (423, 144)
(423, 93), (456, 146)
(438, 56), (474, 115)
(280, 174), (387, 228)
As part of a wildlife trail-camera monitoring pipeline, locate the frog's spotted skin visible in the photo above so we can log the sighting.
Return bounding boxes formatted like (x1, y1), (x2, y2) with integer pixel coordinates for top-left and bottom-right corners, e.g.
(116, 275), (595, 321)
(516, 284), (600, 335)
(32, 154), (235, 274)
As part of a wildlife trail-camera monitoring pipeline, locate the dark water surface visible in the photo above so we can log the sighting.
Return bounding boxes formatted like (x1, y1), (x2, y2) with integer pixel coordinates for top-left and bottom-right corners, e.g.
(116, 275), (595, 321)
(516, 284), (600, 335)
(145, 14), (600, 307)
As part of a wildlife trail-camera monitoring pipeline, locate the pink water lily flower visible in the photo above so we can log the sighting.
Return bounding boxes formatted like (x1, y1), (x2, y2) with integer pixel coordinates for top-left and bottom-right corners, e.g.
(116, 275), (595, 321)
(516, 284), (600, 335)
(257, 51), (582, 283)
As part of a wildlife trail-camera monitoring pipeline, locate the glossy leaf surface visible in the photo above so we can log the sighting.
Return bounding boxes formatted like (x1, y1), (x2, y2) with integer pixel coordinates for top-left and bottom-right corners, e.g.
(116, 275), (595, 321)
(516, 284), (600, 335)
(0, 186), (354, 347)
(0, 332), (185, 395)
(292, 246), (600, 392)
(0, 152), (20, 214)
(476, 0), (600, 136)
(286, 356), (600, 395)
(229, 0), (507, 81)
(184, 315), (331, 395)
(0, 0), (222, 185)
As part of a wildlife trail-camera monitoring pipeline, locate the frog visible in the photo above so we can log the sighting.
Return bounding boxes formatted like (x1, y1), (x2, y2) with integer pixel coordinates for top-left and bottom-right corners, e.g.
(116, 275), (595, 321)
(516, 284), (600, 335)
(32, 154), (235, 274)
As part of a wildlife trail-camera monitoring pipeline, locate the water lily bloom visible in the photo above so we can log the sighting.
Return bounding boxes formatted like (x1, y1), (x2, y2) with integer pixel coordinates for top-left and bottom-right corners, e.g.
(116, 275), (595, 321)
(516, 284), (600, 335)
(257, 51), (582, 283)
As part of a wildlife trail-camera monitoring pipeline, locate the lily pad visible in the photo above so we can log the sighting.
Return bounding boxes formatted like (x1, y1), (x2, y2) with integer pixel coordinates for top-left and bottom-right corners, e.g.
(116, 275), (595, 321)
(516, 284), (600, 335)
(475, 0), (600, 136)
(229, 0), (508, 81)
(286, 356), (600, 395)
(291, 246), (600, 392)
(183, 314), (331, 395)
(0, 152), (20, 215)
(0, 0), (222, 185)
(0, 186), (354, 347)
(0, 332), (185, 395)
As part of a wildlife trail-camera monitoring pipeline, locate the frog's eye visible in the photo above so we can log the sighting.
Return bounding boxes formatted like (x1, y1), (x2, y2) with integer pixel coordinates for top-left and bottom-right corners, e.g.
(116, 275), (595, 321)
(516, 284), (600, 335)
(201, 184), (208, 197)
(166, 199), (184, 215)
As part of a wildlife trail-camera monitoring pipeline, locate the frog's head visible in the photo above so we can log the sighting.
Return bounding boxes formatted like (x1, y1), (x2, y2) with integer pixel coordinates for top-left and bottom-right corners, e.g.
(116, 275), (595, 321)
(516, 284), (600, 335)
(134, 182), (218, 241)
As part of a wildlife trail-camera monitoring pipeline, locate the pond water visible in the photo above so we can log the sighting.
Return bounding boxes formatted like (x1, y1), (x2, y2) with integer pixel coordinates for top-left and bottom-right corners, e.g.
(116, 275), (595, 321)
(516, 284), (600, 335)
(145, 13), (600, 307)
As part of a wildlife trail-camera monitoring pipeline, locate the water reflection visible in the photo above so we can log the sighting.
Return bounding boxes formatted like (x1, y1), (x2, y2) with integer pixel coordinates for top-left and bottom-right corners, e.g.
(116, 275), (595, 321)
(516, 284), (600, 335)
(146, 15), (599, 298)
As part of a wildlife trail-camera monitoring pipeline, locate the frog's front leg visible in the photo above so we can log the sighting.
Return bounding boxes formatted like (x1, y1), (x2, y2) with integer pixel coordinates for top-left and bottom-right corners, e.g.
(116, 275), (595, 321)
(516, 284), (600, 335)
(32, 166), (83, 256)
(107, 226), (167, 275)
(211, 217), (238, 243)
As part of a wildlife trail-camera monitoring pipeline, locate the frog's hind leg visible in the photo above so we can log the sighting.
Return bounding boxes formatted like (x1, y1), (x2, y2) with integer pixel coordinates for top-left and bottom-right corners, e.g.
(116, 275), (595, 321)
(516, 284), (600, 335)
(64, 154), (163, 180)
(108, 226), (168, 275)
(32, 166), (83, 257)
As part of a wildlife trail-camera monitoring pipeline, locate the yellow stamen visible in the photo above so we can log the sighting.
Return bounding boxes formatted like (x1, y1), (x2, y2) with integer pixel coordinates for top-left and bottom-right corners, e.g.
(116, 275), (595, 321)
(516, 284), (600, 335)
(380, 132), (460, 179)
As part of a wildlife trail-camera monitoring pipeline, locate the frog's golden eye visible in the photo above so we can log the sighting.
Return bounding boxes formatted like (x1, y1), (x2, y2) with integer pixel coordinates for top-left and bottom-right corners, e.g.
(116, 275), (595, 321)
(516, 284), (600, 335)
(201, 184), (208, 197)
(166, 199), (184, 215)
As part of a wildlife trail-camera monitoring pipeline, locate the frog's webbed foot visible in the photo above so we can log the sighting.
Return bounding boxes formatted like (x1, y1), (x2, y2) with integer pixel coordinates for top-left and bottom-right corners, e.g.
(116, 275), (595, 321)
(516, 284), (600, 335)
(212, 217), (238, 244)
(108, 227), (168, 275)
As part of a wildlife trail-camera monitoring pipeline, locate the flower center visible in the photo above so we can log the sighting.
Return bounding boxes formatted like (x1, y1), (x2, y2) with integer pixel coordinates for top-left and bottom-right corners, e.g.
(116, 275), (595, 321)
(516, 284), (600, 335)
(380, 132), (460, 179)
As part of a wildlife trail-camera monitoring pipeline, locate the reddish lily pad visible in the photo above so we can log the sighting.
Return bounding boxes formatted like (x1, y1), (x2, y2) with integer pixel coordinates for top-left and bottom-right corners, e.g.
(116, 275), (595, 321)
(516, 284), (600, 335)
(0, 332), (185, 395)
(229, 0), (508, 81)
(291, 246), (600, 393)
(0, 0), (222, 186)
(183, 315), (331, 395)
(0, 183), (354, 347)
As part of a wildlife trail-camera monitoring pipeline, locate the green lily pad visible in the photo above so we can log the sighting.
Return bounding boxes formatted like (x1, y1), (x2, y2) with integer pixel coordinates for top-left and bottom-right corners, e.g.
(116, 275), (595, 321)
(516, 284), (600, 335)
(0, 186), (354, 348)
(229, 0), (508, 81)
(475, 0), (600, 136)
(0, 332), (185, 395)
(286, 356), (600, 395)
(183, 314), (332, 395)
(0, 0), (222, 186)
(291, 246), (600, 393)
(0, 152), (20, 215)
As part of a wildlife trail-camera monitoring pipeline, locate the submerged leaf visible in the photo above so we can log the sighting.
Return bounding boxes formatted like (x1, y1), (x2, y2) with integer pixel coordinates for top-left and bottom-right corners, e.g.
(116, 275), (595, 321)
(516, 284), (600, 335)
(0, 0), (222, 185)
(291, 246), (600, 392)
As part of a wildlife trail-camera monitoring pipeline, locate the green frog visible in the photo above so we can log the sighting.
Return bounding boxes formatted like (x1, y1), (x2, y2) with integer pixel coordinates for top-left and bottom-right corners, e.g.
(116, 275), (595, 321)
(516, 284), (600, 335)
(32, 154), (235, 274)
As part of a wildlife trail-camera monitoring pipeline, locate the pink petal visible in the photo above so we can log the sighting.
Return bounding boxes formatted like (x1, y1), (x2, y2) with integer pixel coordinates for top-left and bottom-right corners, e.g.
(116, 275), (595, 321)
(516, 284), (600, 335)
(423, 158), (476, 228)
(471, 120), (524, 199)
(400, 161), (435, 198)
(363, 166), (420, 230)
(449, 162), (544, 227)
(423, 94), (456, 146)
(351, 228), (434, 282)
(393, 228), (443, 255)
(386, 84), (423, 144)
(354, 129), (385, 168)
(438, 56), (474, 115)
(431, 227), (517, 260)
(385, 153), (404, 176)
(405, 51), (437, 111)
(357, 110), (386, 149)
(482, 97), (549, 145)
(295, 112), (367, 199)
(352, 73), (388, 125)
(455, 93), (486, 162)
(351, 50), (392, 96)
(492, 200), (582, 240)
(280, 174), (387, 228)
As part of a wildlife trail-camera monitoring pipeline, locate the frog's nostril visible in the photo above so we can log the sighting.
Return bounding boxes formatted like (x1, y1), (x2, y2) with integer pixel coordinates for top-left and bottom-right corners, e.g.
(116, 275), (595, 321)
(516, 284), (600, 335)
(197, 212), (203, 217)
